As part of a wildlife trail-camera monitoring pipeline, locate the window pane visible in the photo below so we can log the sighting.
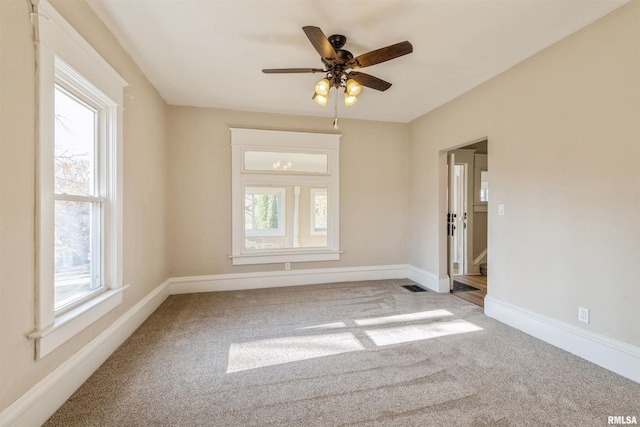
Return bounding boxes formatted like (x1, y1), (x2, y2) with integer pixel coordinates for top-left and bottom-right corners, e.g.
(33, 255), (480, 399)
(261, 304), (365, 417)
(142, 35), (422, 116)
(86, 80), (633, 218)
(312, 189), (328, 233)
(245, 187), (284, 240)
(244, 186), (327, 251)
(54, 86), (97, 196)
(480, 171), (489, 202)
(244, 151), (328, 173)
(55, 200), (102, 309)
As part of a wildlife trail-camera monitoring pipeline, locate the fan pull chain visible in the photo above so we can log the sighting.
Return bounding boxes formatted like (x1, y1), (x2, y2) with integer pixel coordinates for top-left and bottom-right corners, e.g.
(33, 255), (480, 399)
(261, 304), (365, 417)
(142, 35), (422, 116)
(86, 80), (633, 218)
(333, 87), (339, 129)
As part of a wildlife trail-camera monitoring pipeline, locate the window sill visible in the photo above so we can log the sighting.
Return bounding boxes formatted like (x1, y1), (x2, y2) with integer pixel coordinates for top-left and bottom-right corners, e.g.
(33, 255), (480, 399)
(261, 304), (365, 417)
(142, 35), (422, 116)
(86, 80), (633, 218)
(28, 286), (128, 359)
(230, 250), (342, 265)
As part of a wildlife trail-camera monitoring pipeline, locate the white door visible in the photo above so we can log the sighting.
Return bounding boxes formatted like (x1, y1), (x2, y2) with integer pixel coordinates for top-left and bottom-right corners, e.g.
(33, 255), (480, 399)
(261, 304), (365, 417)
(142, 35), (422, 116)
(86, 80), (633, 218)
(447, 152), (456, 291)
(453, 164), (467, 274)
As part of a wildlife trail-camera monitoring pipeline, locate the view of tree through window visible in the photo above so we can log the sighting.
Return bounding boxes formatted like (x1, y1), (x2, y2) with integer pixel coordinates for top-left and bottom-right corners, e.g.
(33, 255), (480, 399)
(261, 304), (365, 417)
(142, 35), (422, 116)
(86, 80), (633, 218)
(54, 85), (101, 309)
(245, 194), (279, 231)
(313, 190), (328, 232)
(244, 187), (283, 235)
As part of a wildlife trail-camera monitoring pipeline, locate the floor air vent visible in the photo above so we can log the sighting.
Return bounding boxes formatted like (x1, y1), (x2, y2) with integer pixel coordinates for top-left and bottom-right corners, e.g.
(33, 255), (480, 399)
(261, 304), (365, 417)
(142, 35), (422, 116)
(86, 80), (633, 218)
(402, 285), (427, 293)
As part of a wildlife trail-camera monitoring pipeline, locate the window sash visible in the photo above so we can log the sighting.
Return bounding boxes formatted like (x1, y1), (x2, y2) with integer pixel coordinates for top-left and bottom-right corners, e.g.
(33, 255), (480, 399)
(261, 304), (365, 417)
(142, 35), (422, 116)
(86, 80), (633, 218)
(53, 195), (107, 316)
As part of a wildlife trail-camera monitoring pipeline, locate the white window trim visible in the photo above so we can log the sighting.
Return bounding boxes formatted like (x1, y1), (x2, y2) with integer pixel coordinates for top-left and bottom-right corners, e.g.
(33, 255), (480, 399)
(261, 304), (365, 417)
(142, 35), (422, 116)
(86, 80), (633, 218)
(310, 188), (328, 236)
(29, 0), (128, 359)
(244, 187), (286, 237)
(230, 128), (341, 265)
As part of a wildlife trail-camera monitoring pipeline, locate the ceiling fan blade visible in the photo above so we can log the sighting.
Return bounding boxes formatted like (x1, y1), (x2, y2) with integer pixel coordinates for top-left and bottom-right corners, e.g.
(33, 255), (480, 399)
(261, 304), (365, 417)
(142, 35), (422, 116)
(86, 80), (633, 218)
(348, 72), (392, 91)
(348, 41), (413, 69)
(262, 68), (325, 74)
(302, 26), (338, 62)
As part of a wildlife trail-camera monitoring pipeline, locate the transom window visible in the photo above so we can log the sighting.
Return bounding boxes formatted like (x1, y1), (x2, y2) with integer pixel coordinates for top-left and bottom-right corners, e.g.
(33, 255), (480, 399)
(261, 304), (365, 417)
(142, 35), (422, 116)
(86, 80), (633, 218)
(230, 129), (340, 265)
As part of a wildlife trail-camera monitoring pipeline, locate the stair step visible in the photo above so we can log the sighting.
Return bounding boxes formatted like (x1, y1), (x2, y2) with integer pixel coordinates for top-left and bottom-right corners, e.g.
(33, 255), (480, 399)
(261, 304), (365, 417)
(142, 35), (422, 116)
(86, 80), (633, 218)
(479, 263), (487, 276)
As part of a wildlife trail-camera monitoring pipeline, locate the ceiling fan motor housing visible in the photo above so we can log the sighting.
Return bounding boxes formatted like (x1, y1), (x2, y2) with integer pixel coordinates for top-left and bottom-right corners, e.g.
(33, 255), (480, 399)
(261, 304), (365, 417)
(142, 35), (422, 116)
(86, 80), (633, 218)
(328, 34), (347, 49)
(322, 35), (354, 88)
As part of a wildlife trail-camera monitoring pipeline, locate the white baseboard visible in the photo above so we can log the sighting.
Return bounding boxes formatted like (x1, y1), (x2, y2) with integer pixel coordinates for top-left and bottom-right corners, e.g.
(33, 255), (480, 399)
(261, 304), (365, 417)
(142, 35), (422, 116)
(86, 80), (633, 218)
(485, 295), (640, 383)
(169, 264), (410, 294)
(0, 280), (171, 427)
(406, 265), (450, 293)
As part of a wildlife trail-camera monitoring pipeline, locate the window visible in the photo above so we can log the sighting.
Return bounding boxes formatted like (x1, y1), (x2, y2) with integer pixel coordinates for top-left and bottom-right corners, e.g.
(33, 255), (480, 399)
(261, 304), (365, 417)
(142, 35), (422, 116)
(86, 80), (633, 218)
(310, 188), (328, 235)
(245, 187), (285, 237)
(231, 129), (340, 265)
(473, 153), (488, 212)
(29, 0), (127, 359)
(54, 84), (104, 311)
(480, 171), (489, 202)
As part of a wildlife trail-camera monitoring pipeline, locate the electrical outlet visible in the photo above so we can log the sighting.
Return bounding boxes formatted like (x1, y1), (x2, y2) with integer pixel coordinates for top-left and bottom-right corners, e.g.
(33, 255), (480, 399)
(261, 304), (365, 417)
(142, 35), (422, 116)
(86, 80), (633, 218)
(578, 307), (590, 324)
(285, 262), (291, 271)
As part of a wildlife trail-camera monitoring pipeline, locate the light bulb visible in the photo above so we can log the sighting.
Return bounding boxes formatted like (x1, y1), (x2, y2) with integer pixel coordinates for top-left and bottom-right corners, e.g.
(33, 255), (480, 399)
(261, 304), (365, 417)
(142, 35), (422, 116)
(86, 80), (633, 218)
(314, 78), (330, 96)
(313, 93), (328, 106)
(344, 93), (358, 107)
(346, 79), (362, 96)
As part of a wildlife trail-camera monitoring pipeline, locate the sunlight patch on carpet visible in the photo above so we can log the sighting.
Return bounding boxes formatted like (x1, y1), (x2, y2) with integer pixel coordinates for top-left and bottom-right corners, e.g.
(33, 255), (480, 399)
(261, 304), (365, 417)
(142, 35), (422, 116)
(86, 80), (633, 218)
(355, 309), (454, 326)
(364, 319), (483, 346)
(227, 332), (365, 373)
(299, 321), (348, 330)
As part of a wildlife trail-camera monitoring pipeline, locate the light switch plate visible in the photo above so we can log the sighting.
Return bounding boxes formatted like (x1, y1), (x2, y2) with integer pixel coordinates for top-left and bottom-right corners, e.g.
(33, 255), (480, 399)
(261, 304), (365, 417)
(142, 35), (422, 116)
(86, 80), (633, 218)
(498, 204), (505, 215)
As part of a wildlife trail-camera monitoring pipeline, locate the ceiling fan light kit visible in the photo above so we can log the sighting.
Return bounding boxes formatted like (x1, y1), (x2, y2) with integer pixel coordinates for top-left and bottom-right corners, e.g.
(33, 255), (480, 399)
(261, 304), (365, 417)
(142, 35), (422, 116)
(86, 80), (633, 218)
(344, 93), (358, 107)
(314, 78), (331, 97)
(312, 92), (328, 106)
(263, 25), (413, 123)
(346, 79), (362, 97)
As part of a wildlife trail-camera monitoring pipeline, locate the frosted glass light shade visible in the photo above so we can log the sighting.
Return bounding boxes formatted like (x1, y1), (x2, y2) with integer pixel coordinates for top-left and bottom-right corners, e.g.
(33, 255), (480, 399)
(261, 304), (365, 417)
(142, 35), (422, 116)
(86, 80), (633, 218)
(314, 78), (331, 96)
(346, 79), (362, 96)
(313, 93), (328, 106)
(344, 93), (358, 107)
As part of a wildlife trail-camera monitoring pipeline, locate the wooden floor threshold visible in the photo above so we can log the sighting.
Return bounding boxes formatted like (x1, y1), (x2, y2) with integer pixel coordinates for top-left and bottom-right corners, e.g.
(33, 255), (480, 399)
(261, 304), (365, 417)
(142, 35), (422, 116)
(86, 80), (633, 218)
(451, 274), (487, 308)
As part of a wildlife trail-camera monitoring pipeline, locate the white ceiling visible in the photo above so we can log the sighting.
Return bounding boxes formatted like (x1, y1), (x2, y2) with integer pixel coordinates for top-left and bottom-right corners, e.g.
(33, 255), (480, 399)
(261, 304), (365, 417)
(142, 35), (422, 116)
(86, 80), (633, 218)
(87, 0), (628, 123)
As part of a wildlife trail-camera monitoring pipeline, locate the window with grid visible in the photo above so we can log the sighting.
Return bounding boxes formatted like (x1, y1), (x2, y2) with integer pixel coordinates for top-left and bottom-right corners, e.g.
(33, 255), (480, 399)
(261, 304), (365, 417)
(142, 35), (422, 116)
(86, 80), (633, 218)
(29, 0), (127, 359)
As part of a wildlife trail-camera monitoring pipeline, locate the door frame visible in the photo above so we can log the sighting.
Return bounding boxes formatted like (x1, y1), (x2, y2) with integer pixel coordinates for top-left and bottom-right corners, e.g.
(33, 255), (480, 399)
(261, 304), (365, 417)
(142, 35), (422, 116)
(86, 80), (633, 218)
(441, 138), (487, 291)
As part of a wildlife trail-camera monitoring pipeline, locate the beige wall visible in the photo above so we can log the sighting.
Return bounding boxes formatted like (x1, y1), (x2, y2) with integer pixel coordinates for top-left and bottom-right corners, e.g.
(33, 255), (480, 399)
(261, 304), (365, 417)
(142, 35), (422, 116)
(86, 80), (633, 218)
(409, 1), (640, 345)
(167, 106), (409, 276)
(473, 212), (487, 260)
(0, 0), (168, 411)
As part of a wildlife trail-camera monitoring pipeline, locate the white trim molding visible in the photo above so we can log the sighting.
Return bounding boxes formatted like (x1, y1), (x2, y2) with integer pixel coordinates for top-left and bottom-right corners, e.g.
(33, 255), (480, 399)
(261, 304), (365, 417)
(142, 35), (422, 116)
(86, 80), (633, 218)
(28, 286), (128, 359)
(170, 264), (410, 294)
(485, 295), (640, 383)
(473, 248), (487, 266)
(1, 280), (171, 427)
(406, 265), (450, 293)
(32, 0), (128, 358)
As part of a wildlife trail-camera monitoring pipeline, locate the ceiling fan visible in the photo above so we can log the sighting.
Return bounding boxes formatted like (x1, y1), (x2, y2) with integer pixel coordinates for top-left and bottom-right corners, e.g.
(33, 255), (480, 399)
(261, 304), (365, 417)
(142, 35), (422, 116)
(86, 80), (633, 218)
(262, 26), (413, 108)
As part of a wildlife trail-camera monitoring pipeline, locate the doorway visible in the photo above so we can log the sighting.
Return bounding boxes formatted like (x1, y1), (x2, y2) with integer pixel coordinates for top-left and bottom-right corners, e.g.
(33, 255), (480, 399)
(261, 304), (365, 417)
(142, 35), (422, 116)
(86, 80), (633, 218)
(446, 140), (488, 307)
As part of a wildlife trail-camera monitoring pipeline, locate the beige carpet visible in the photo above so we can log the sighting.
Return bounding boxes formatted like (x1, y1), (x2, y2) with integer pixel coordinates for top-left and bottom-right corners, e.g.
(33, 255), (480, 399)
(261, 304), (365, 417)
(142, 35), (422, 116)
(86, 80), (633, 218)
(45, 279), (639, 426)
